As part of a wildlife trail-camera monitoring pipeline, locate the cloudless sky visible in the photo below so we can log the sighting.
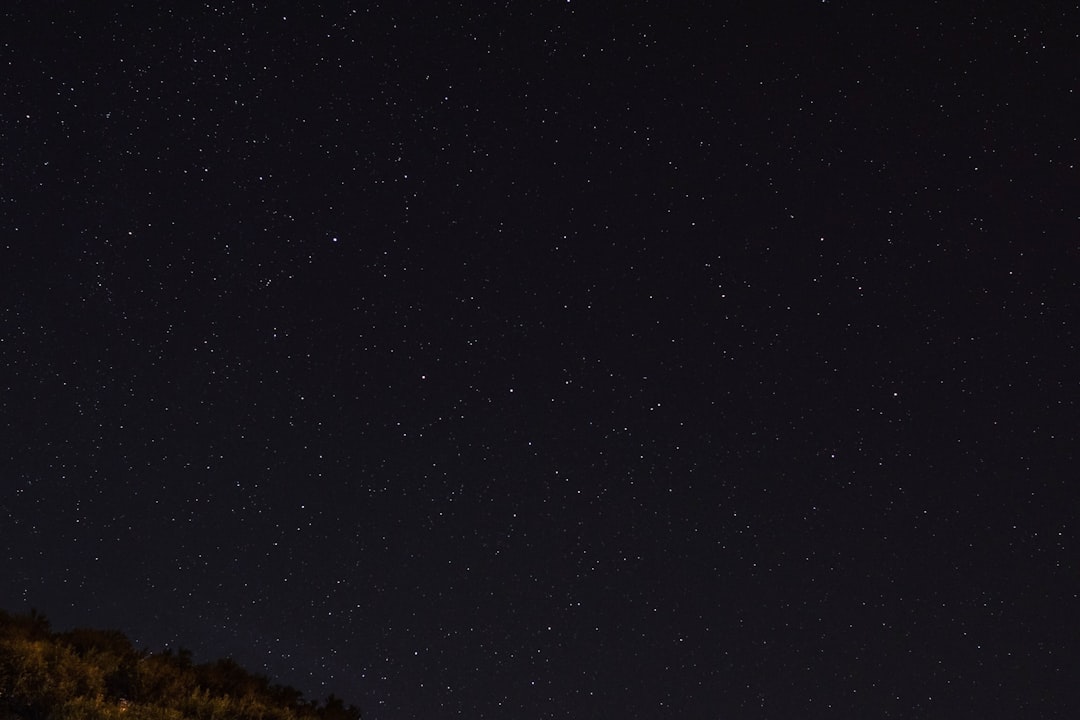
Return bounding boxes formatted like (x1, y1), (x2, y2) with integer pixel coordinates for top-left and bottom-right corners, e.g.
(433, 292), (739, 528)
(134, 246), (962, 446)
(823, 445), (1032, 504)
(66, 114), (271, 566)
(2, 3), (1077, 718)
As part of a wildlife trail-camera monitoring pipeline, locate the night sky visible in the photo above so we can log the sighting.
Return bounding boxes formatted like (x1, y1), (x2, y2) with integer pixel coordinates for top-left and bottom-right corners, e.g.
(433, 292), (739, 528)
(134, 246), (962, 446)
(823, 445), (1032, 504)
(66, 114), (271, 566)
(2, 2), (1077, 718)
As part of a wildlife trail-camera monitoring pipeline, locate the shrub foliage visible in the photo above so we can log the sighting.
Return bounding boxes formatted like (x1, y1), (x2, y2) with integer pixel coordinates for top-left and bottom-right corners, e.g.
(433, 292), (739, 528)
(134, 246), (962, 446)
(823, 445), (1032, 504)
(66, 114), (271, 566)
(0, 610), (360, 720)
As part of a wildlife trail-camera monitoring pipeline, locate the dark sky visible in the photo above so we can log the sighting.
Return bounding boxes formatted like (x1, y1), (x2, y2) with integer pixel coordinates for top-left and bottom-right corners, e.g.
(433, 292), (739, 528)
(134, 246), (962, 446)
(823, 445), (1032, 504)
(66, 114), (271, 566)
(2, 2), (1077, 718)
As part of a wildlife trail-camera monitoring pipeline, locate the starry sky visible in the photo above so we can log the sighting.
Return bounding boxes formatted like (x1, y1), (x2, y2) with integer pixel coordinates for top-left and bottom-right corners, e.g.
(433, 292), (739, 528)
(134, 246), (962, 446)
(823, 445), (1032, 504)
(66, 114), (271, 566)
(1, 2), (1077, 718)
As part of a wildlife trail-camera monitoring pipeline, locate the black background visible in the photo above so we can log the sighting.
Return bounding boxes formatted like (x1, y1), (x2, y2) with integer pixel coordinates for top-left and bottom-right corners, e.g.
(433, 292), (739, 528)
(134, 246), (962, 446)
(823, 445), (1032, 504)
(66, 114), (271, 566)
(2, 2), (1076, 718)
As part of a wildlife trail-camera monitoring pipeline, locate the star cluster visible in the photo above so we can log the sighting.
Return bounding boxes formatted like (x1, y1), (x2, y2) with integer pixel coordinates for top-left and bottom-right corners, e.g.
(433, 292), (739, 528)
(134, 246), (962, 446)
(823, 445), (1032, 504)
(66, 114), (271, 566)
(2, 3), (1077, 719)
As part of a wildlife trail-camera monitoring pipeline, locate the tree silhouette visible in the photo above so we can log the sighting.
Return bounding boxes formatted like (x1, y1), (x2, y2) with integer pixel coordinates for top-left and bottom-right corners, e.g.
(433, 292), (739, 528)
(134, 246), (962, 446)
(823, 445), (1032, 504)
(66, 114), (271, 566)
(318, 694), (362, 720)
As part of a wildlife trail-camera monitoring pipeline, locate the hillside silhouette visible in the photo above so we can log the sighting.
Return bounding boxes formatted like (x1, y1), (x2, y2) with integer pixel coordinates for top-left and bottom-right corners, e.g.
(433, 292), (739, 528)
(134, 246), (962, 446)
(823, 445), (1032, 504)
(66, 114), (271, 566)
(0, 609), (361, 720)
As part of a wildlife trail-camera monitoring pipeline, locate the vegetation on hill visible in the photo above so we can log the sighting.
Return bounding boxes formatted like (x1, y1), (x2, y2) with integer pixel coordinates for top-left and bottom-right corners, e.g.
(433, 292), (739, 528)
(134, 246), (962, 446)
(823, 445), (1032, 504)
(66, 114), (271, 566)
(0, 609), (360, 720)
